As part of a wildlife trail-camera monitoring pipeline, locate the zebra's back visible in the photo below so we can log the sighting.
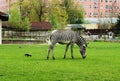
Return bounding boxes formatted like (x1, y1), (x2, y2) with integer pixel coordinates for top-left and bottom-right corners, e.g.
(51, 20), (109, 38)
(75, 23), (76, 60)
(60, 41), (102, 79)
(50, 29), (77, 44)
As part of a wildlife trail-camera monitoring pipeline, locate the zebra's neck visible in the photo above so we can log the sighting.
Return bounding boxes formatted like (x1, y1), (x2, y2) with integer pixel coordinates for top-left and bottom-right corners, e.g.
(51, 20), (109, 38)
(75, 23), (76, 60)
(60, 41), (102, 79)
(76, 35), (86, 48)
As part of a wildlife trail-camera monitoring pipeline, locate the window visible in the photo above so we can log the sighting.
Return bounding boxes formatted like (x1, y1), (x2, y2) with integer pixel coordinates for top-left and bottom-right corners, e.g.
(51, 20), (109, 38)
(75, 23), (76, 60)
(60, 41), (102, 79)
(105, 0), (108, 2)
(90, 12), (92, 15)
(94, 0), (98, 2)
(109, 0), (112, 2)
(85, 12), (87, 15)
(109, 6), (112, 10)
(94, 6), (98, 9)
(100, 12), (102, 16)
(93, 12), (98, 16)
(106, 5), (108, 9)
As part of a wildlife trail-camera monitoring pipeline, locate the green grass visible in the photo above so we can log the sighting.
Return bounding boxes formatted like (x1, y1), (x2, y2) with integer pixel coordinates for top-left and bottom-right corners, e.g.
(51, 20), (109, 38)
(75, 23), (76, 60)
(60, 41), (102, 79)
(0, 42), (120, 81)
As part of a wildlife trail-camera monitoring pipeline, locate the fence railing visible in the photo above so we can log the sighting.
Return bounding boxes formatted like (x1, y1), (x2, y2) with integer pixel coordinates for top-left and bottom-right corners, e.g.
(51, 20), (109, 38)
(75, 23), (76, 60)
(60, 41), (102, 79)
(2, 30), (50, 44)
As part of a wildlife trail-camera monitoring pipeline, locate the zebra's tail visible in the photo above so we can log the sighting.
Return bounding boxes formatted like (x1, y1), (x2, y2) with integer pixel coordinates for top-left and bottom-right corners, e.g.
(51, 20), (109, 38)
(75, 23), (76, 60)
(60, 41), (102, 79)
(46, 34), (52, 45)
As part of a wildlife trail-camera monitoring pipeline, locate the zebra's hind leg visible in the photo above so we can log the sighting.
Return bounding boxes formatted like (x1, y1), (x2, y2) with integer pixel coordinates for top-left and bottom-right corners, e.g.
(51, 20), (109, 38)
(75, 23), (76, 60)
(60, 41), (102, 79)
(64, 44), (70, 59)
(47, 44), (55, 60)
(71, 43), (74, 59)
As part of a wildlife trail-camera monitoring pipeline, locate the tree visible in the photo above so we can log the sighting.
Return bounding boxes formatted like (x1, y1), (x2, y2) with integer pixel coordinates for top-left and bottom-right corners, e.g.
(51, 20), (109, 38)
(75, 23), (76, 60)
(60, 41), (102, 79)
(9, 5), (21, 29)
(62, 0), (85, 24)
(29, 0), (48, 22)
(49, 0), (68, 29)
(21, 17), (31, 31)
(9, 5), (30, 31)
(114, 15), (120, 36)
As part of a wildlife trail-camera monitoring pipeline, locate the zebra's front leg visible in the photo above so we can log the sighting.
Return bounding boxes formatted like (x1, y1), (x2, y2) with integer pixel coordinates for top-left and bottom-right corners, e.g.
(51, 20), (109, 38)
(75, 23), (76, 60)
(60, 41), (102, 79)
(47, 45), (51, 60)
(71, 43), (74, 59)
(52, 46), (55, 60)
(64, 44), (70, 59)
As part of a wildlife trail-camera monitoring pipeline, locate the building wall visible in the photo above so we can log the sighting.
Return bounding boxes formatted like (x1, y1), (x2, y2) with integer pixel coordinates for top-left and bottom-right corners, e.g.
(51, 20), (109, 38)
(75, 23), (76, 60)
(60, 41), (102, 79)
(0, 0), (8, 12)
(74, 0), (120, 18)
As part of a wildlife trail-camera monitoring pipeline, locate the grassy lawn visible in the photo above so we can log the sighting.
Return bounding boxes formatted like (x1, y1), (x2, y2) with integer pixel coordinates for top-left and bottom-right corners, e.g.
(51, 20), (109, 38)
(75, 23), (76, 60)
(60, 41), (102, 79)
(0, 42), (120, 81)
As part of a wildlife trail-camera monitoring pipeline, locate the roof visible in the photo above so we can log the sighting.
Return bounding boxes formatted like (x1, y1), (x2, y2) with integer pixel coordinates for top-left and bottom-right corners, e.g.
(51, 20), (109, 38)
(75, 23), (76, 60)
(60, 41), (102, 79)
(31, 22), (52, 30)
(81, 24), (98, 29)
(0, 11), (9, 21)
(2, 22), (52, 31)
(66, 24), (85, 29)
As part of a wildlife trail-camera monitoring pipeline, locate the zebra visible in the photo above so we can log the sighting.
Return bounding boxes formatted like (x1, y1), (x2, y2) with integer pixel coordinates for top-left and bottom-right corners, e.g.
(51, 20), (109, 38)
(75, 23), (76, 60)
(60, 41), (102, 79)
(47, 29), (87, 60)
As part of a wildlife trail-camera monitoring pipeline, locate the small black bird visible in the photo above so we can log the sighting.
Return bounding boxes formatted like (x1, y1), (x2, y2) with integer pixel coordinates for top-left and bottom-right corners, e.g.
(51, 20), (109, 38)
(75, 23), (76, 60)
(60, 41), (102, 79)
(25, 54), (32, 57)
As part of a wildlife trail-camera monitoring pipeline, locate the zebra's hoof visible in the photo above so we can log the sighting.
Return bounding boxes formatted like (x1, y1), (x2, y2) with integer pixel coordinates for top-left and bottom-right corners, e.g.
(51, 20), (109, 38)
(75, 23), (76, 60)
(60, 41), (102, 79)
(47, 56), (49, 60)
(72, 56), (74, 59)
(52, 57), (55, 60)
(64, 56), (66, 59)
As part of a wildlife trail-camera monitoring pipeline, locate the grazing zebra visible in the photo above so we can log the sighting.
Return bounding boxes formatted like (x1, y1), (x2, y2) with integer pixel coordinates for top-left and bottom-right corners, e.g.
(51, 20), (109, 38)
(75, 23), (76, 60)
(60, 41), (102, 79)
(47, 29), (87, 60)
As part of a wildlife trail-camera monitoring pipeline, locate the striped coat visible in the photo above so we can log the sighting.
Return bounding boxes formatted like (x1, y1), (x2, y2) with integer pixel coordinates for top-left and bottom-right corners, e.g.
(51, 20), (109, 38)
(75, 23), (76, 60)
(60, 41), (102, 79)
(47, 29), (87, 60)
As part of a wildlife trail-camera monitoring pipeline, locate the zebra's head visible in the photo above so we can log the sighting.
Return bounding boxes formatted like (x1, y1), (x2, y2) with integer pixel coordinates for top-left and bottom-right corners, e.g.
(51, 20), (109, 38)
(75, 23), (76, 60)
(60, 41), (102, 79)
(76, 36), (87, 59)
(80, 44), (87, 59)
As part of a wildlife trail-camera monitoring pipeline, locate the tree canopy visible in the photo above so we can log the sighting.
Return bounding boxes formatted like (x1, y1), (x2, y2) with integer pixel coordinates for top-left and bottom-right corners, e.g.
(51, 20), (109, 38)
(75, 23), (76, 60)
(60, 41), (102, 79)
(62, 0), (85, 24)
(9, 0), (85, 29)
(9, 4), (30, 31)
(114, 15), (120, 36)
(49, 0), (68, 29)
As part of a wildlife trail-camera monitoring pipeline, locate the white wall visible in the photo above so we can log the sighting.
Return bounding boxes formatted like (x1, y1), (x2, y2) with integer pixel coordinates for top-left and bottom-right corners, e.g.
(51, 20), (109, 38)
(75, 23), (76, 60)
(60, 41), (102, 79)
(0, 20), (1, 44)
(85, 18), (117, 24)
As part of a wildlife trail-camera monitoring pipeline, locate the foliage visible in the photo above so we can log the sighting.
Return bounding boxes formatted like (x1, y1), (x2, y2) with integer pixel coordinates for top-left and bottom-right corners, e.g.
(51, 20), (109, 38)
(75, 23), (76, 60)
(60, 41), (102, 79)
(9, 0), (85, 29)
(114, 15), (120, 36)
(49, 14), (58, 29)
(9, 5), (21, 29)
(9, 5), (30, 31)
(28, 0), (48, 22)
(21, 17), (31, 31)
(29, 9), (39, 22)
(0, 42), (120, 81)
(62, 0), (85, 24)
(49, 0), (68, 29)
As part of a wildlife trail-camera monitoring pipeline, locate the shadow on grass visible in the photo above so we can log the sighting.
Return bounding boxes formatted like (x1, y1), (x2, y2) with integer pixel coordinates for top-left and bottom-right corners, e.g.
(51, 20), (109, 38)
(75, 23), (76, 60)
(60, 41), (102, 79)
(24, 57), (85, 62)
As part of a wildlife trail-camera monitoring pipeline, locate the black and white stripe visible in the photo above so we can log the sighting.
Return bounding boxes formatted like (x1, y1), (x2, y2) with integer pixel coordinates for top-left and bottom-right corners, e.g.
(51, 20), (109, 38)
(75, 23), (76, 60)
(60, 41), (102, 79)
(47, 29), (87, 60)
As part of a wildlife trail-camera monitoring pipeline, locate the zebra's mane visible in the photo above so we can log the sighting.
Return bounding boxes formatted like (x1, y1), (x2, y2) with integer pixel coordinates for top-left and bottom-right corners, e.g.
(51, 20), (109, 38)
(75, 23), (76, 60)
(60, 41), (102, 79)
(79, 36), (87, 47)
(76, 34), (87, 47)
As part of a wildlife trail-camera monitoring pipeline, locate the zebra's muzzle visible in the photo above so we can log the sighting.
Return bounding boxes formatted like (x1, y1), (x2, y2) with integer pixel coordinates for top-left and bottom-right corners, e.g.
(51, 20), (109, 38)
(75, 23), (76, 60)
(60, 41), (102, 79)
(82, 55), (86, 59)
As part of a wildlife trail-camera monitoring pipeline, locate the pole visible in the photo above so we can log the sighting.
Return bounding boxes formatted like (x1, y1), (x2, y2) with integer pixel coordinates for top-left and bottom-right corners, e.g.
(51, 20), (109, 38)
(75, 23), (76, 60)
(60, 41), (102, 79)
(0, 19), (2, 44)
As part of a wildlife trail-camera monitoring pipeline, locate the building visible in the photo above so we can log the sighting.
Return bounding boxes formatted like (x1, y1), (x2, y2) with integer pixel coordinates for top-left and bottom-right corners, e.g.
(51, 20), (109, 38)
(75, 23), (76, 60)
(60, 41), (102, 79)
(0, 0), (9, 13)
(0, 11), (9, 44)
(74, 0), (120, 18)
(74, 0), (120, 23)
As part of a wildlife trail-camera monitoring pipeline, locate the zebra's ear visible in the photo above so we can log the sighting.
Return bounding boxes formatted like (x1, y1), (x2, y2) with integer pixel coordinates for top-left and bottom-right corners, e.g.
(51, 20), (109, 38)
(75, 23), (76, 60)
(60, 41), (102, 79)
(83, 44), (86, 47)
